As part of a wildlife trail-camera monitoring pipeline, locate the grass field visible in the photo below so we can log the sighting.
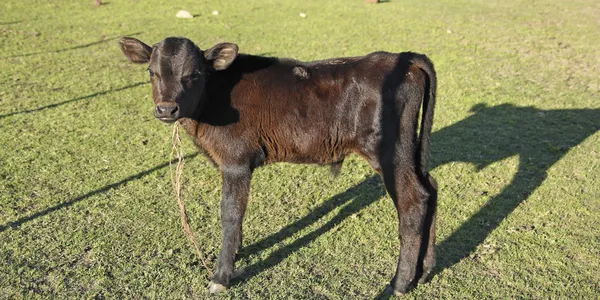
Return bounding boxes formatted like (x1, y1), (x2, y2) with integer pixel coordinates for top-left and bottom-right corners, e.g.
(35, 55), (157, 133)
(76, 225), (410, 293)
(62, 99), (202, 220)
(1, 0), (599, 298)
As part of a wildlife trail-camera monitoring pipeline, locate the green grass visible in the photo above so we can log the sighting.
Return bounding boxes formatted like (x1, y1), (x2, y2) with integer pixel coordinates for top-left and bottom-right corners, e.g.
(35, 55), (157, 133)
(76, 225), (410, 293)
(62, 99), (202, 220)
(1, 0), (599, 298)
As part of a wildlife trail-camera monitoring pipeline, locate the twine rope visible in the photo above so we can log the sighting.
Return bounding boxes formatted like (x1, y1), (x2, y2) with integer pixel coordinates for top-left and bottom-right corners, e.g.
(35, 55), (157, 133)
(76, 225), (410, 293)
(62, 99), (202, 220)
(170, 122), (213, 277)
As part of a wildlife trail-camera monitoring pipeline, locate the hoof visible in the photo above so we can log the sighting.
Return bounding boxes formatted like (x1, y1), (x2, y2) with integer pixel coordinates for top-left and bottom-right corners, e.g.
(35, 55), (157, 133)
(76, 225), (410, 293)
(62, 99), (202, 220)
(208, 281), (227, 294)
(385, 285), (405, 297)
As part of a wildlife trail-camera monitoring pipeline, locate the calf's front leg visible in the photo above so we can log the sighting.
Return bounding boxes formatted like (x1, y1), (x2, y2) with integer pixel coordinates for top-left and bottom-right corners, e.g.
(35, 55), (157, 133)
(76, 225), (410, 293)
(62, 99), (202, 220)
(209, 165), (252, 294)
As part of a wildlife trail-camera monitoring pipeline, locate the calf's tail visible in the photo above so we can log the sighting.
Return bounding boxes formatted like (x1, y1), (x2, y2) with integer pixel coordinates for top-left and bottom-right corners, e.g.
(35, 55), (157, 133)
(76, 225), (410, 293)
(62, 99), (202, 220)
(411, 55), (437, 176)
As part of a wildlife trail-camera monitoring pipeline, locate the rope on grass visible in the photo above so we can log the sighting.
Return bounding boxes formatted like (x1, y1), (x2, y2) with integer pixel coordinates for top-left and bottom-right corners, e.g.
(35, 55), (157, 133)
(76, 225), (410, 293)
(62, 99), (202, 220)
(170, 121), (213, 277)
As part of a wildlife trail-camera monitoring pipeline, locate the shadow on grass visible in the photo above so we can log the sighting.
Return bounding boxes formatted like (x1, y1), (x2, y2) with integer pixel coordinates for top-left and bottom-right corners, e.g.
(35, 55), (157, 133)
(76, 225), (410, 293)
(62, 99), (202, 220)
(0, 20), (25, 25)
(430, 104), (600, 269)
(0, 82), (148, 119)
(0, 153), (198, 233)
(234, 103), (600, 295)
(2, 32), (142, 58)
(236, 175), (385, 277)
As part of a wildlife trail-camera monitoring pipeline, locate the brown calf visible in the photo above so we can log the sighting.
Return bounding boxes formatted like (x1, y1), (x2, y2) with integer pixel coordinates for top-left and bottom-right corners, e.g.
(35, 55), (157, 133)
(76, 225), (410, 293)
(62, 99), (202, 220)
(120, 36), (437, 295)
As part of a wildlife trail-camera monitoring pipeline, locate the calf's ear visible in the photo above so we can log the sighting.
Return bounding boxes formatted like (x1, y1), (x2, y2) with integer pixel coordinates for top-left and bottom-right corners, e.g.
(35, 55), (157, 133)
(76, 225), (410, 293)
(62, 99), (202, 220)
(119, 37), (152, 64)
(204, 43), (238, 70)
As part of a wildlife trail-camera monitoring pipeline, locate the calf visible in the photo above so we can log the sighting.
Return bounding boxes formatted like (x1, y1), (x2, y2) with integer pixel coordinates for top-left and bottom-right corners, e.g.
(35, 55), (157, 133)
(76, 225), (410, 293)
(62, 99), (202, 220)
(119, 36), (438, 295)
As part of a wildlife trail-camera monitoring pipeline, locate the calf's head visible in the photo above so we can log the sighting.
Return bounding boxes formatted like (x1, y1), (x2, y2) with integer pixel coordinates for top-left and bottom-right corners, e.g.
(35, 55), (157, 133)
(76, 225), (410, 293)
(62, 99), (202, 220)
(119, 36), (238, 122)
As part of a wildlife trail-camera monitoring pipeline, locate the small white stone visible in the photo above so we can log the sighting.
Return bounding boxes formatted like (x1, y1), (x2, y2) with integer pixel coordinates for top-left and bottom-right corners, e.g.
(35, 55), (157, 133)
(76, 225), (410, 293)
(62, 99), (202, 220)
(212, 10), (219, 15)
(176, 10), (193, 19)
(299, 12), (307, 18)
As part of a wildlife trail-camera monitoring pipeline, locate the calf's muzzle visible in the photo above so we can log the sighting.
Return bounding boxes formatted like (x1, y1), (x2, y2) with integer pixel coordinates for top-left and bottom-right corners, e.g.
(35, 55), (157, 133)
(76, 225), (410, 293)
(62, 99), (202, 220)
(155, 102), (179, 122)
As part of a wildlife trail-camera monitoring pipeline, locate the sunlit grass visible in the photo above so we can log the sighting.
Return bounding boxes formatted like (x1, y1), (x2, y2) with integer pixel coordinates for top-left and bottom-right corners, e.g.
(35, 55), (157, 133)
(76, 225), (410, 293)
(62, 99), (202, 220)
(1, 0), (599, 298)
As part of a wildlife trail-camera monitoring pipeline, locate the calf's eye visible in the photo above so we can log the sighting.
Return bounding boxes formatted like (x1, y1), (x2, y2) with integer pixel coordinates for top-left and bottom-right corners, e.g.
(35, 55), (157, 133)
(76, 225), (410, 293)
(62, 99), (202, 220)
(147, 68), (155, 77)
(191, 70), (203, 80)
(183, 70), (203, 83)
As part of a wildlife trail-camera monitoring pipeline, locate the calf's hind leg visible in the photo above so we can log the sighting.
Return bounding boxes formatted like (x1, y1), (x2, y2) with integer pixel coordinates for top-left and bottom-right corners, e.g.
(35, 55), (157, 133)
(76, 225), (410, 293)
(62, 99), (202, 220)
(418, 173), (438, 284)
(382, 165), (429, 295)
